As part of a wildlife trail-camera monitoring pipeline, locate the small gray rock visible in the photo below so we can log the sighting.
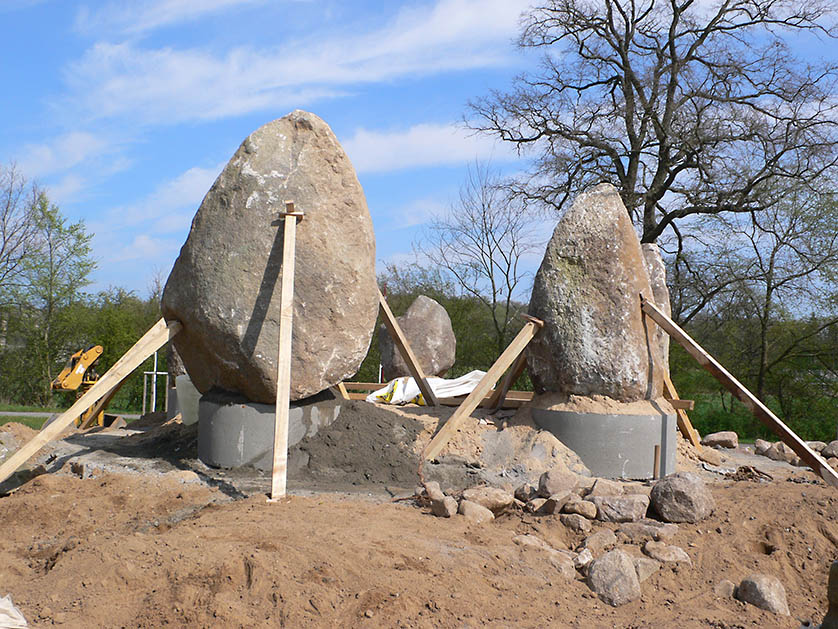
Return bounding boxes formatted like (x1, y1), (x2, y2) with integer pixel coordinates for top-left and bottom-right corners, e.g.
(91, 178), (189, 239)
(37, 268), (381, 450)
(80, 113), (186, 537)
(563, 496), (598, 520)
(461, 487), (514, 515)
(574, 548), (594, 571)
(633, 557), (660, 583)
(586, 478), (624, 497)
(581, 529), (617, 556)
(650, 472), (714, 523)
(560, 513), (592, 534)
(754, 439), (772, 455)
(587, 550), (642, 607)
(735, 574), (790, 615)
(541, 490), (574, 515)
(807, 441), (827, 453)
(423, 481), (444, 503)
(514, 483), (538, 502)
(431, 495), (458, 518)
(458, 500), (495, 524)
(590, 495), (650, 523)
(617, 520), (679, 543)
(714, 579), (736, 598)
(538, 466), (579, 498)
(824, 441), (838, 459)
(701, 431), (738, 449)
(642, 540), (691, 565)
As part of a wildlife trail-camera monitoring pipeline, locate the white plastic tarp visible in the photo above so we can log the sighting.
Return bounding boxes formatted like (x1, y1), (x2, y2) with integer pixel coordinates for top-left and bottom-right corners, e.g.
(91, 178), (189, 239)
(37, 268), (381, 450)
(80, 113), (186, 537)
(366, 370), (487, 406)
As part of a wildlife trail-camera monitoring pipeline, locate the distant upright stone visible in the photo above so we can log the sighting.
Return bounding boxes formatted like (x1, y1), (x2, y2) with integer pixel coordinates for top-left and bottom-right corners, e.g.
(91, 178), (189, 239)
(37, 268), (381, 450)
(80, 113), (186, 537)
(641, 243), (671, 376)
(650, 472), (714, 523)
(379, 295), (456, 381)
(735, 574), (790, 615)
(528, 184), (666, 401)
(162, 110), (378, 403)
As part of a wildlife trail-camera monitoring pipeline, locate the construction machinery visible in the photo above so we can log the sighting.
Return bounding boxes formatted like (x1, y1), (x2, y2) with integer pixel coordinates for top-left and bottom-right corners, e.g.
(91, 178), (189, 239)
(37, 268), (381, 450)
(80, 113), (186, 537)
(51, 345), (123, 428)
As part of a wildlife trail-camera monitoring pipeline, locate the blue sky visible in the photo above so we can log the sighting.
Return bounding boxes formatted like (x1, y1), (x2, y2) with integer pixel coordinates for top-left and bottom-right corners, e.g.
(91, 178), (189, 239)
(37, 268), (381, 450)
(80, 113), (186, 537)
(0, 0), (536, 295)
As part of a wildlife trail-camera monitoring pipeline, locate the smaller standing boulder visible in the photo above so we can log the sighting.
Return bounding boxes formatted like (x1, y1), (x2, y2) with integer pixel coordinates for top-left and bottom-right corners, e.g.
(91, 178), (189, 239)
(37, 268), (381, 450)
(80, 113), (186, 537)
(650, 472), (714, 523)
(701, 431), (739, 449)
(735, 574), (790, 615)
(587, 550), (642, 607)
(379, 295), (456, 381)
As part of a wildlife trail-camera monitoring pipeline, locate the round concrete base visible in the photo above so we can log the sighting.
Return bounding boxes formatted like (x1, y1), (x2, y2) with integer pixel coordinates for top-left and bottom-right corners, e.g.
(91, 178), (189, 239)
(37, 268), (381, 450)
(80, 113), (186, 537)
(197, 390), (341, 471)
(531, 408), (677, 480)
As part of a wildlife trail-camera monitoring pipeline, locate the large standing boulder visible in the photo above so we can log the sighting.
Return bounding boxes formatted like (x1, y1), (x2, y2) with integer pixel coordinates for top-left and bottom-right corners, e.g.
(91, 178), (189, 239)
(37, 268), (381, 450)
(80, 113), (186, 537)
(378, 295), (455, 381)
(527, 184), (665, 401)
(162, 110), (378, 403)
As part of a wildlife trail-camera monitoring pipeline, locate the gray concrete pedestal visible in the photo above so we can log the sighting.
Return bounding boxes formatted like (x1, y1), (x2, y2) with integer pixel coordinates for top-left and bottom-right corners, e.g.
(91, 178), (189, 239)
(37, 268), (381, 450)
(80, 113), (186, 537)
(197, 389), (341, 471)
(531, 408), (677, 480)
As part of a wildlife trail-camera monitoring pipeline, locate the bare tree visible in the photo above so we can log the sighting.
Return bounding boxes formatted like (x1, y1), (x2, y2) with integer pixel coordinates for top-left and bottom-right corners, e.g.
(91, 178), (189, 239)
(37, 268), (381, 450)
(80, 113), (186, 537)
(417, 163), (543, 357)
(469, 0), (838, 243)
(0, 163), (40, 304)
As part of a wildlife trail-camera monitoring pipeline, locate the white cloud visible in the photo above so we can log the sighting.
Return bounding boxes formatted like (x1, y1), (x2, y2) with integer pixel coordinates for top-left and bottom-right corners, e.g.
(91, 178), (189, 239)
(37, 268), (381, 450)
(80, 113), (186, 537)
(342, 122), (517, 173)
(107, 234), (180, 262)
(47, 174), (86, 205)
(64, 0), (529, 125)
(18, 131), (110, 177)
(75, 0), (268, 35)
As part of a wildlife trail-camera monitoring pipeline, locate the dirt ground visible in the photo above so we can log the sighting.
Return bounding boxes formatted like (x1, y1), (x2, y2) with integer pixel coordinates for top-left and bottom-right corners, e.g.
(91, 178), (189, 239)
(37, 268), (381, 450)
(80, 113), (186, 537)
(0, 404), (836, 628)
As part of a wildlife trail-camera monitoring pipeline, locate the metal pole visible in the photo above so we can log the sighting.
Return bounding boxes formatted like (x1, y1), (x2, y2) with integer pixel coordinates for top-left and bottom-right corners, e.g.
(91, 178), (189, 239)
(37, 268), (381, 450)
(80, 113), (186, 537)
(142, 373), (148, 415)
(151, 351), (158, 412)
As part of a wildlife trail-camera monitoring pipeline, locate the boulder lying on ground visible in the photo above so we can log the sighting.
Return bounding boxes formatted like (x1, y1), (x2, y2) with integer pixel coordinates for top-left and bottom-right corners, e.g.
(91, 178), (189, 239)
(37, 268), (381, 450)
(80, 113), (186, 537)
(162, 110), (378, 403)
(735, 574), (790, 615)
(378, 295), (455, 381)
(701, 431), (739, 449)
(650, 472), (714, 523)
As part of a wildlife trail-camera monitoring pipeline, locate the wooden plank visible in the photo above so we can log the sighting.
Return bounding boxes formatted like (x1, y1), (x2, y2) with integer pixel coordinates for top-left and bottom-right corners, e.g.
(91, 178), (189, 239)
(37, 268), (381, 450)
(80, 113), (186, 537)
(335, 382), (351, 401)
(641, 296), (838, 487)
(487, 350), (528, 412)
(342, 382), (386, 391)
(669, 398), (695, 411)
(422, 318), (543, 461)
(661, 374), (702, 447)
(78, 375), (131, 430)
(0, 318), (181, 486)
(270, 202), (302, 501)
(378, 290), (439, 406)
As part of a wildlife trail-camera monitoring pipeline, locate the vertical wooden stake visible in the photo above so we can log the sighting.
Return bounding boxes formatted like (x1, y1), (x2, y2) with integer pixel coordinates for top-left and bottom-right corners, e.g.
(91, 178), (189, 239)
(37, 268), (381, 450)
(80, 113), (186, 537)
(653, 445), (661, 479)
(270, 201), (303, 501)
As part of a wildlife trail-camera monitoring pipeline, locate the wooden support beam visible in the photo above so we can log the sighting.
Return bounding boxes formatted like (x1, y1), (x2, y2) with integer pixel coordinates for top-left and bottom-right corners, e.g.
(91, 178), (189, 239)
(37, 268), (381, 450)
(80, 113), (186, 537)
(78, 375), (131, 430)
(0, 318), (181, 486)
(641, 296), (838, 488)
(270, 202), (303, 501)
(342, 382), (385, 391)
(377, 290), (439, 406)
(661, 373), (702, 448)
(335, 382), (351, 401)
(422, 318), (543, 461)
(669, 398), (695, 411)
(487, 349), (528, 412)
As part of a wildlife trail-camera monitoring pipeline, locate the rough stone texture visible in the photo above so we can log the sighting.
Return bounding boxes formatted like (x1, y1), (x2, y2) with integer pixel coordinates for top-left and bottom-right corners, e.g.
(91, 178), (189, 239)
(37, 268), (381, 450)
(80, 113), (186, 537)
(697, 447), (722, 466)
(423, 481), (444, 504)
(807, 441), (827, 453)
(538, 466), (580, 498)
(702, 431), (739, 449)
(527, 184), (666, 401)
(617, 520), (679, 543)
(458, 499), (495, 524)
(754, 439), (772, 455)
(541, 490), (574, 515)
(560, 513), (592, 534)
(590, 495), (650, 523)
(587, 478), (624, 498)
(714, 579), (736, 598)
(162, 110), (378, 403)
(461, 487), (514, 515)
(824, 441), (838, 459)
(574, 549), (593, 571)
(829, 457), (838, 471)
(823, 561), (838, 629)
(650, 472), (714, 523)
(765, 442), (799, 464)
(431, 496), (458, 518)
(514, 483), (538, 502)
(512, 535), (575, 578)
(166, 344), (186, 379)
(641, 243), (671, 376)
(526, 498), (548, 513)
(563, 496), (598, 520)
(642, 541), (691, 565)
(633, 557), (660, 583)
(587, 550), (642, 607)
(379, 295), (456, 381)
(581, 530), (617, 556)
(735, 574), (790, 615)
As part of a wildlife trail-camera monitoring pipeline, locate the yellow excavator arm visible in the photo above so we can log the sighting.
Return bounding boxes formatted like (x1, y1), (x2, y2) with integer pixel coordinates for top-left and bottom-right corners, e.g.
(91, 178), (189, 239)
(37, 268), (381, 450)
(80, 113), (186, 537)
(51, 345), (103, 391)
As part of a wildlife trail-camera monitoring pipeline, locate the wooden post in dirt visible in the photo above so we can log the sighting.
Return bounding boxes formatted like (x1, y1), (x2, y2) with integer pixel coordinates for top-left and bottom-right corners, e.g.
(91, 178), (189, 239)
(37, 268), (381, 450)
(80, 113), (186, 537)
(0, 318), (181, 486)
(269, 201), (304, 501)
(377, 289), (439, 407)
(422, 316), (543, 461)
(640, 295), (838, 488)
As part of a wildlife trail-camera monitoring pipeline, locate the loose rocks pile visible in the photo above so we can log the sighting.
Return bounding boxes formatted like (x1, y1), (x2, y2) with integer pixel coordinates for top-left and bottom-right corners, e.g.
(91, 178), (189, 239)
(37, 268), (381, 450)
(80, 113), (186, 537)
(416, 468), (777, 609)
